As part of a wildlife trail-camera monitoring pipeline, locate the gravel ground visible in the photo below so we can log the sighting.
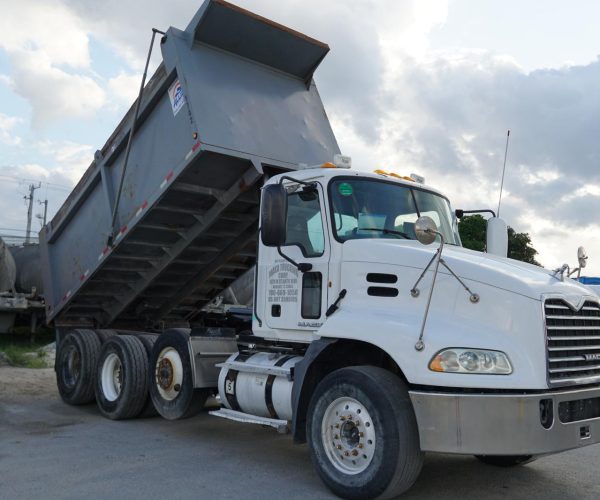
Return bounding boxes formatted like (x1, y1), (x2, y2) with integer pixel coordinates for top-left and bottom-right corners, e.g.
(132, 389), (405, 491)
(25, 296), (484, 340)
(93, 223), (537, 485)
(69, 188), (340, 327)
(2, 367), (600, 499)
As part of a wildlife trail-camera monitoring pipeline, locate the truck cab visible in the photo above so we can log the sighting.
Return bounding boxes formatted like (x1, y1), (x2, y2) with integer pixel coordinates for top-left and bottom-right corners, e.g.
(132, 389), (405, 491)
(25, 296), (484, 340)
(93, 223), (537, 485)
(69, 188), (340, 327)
(243, 165), (600, 493)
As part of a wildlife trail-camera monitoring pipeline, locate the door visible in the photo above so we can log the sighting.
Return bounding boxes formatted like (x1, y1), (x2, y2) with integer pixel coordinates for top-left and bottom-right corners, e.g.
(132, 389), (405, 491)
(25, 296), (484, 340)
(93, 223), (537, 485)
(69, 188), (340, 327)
(264, 182), (330, 332)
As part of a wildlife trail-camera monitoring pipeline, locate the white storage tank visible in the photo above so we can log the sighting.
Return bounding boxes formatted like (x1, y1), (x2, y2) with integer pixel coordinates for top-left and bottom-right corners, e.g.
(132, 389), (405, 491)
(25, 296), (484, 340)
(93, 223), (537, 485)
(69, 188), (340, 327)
(0, 237), (16, 293)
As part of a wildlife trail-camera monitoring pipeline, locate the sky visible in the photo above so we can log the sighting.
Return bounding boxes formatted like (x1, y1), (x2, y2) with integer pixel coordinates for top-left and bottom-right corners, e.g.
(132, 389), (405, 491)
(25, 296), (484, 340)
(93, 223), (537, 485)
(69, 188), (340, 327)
(0, 0), (599, 275)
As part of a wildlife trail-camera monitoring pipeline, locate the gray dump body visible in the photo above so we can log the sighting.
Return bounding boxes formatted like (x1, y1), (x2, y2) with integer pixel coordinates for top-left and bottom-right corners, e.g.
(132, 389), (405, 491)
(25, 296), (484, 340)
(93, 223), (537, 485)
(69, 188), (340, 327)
(40, 0), (339, 329)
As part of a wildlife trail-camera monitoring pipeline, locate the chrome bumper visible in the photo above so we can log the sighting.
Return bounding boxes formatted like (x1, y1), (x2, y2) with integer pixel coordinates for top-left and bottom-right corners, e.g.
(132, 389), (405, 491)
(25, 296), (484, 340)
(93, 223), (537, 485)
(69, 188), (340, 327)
(409, 386), (600, 455)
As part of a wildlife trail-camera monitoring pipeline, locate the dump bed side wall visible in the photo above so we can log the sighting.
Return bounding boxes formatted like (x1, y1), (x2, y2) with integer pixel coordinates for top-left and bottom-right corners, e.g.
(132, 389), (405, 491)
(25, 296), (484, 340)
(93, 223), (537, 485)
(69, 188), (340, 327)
(43, 66), (195, 315)
(40, 0), (340, 327)
(163, 33), (338, 166)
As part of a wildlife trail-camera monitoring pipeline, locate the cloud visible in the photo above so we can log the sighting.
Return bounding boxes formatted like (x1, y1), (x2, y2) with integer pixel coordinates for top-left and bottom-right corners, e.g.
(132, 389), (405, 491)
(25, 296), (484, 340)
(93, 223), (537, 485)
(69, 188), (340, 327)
(107, 72), (141, 105)
(0, 0), (105, 127)
(0, 163), (74, 235)
(0, 0), (598, 273)
(34, 140), (94, 185)
(370, 51), (600, 270)
(0, 137), (92, 237)
(0, 113), (22, 146)
(0, 0), (90, 68)
(62, 0), (448, 141)
(5, 52), (106, 127)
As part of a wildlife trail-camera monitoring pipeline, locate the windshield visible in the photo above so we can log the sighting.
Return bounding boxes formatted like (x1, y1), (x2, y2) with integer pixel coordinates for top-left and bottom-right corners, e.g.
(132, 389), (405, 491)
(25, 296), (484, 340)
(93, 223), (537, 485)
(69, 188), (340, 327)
(329, 178), (460, 245)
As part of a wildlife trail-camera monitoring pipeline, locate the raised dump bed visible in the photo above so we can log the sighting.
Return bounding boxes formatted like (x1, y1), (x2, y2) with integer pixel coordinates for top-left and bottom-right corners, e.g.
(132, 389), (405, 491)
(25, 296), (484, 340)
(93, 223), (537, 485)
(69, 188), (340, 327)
(40, 0), (339, 329)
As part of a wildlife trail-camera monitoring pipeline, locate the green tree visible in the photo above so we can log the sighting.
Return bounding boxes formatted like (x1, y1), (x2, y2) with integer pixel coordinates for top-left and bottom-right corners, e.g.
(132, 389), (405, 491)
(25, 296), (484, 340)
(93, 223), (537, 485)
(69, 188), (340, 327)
(458, 215), (541, 266)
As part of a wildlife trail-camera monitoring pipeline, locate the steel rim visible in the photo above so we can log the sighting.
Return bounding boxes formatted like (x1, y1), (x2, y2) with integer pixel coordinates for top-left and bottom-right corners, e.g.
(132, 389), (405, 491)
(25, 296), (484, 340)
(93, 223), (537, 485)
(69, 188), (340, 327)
(321, 396), (376, 475)
(155, 347), (183, 401)
(101, 352), (122, 401)
(63, 344), (81, 389)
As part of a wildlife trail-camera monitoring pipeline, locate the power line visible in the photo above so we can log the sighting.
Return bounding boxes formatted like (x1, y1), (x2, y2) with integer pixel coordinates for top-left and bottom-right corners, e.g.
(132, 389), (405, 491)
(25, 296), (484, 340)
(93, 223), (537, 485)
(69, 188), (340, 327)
(0, 173), (72, 192)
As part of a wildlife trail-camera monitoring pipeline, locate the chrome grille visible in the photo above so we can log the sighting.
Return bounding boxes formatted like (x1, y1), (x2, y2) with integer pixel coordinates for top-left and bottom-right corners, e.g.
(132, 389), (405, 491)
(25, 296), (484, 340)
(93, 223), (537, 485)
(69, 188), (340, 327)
(545, 298), (600, 386)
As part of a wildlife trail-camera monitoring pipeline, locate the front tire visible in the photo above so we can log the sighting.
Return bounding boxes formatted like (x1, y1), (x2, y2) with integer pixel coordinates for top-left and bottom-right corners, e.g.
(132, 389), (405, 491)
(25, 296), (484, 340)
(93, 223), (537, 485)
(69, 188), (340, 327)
(95, 335), (149, 420)
(307, 366), (423, 499)
(56, 329), (101, 405)
(149, 329), (209, 420)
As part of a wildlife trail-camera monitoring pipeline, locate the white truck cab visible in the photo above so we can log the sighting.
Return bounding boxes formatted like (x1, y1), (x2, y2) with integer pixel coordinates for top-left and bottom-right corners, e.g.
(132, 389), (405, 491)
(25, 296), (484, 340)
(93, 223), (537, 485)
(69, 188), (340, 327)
(219, 164), (600, 496)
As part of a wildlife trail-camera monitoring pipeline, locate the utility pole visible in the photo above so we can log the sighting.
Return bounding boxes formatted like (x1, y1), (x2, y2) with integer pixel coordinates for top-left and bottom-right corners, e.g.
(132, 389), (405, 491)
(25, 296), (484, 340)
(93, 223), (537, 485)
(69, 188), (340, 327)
(38, 199), (48, 226)
(24, 183), (41, 244)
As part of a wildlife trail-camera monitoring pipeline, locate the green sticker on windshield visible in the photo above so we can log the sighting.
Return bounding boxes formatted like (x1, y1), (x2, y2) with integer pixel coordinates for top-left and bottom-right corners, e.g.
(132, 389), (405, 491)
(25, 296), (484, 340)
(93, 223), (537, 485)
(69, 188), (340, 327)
(338, 182), (353, 196)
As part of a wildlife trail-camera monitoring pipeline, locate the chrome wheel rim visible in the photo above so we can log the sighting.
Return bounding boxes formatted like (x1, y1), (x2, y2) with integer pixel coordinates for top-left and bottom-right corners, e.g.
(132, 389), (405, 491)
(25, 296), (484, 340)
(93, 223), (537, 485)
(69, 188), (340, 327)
(321, 396), (376, 474)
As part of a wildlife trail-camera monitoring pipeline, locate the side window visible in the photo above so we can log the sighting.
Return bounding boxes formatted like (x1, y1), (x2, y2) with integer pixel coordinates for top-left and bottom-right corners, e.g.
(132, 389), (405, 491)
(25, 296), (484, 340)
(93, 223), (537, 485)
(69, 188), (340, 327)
(302, 272), (322, 319)
(285, 190), (324, 257)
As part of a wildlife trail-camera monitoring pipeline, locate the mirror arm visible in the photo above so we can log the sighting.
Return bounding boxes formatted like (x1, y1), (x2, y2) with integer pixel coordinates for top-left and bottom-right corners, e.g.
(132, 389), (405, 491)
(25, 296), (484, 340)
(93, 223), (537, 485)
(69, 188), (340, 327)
(455, 209), (496, 219)
(277, 246), (313, 273)
(279, 175), (316, 188)
(414, 230), (445, 352)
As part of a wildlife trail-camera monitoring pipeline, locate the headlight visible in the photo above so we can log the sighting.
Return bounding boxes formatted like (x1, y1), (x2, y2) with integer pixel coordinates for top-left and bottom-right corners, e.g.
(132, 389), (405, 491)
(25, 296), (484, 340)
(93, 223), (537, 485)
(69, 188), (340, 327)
(429, 348), (512, 374)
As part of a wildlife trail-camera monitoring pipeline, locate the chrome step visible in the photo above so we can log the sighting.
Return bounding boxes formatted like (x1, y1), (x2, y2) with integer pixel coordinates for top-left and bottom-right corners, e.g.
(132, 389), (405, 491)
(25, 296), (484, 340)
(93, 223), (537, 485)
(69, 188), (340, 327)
(209, 408), (288, 433)
(215, 360), (293, 380)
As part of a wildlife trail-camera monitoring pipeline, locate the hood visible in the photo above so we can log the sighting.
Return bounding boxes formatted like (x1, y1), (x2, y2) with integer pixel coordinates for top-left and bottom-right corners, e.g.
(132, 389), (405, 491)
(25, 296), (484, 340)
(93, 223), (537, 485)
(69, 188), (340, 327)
(342, 239), (595, 303)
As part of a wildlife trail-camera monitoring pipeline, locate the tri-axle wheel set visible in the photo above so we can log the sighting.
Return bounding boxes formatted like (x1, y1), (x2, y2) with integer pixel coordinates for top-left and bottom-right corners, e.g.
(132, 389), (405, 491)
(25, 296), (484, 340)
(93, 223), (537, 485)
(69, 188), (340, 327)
(56, 329), (207, 421)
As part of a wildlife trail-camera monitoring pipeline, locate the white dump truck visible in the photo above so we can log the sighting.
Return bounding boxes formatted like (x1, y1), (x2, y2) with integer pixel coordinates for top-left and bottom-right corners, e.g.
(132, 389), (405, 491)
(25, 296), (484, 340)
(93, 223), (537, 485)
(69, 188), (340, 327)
(40, 1), (600, 498)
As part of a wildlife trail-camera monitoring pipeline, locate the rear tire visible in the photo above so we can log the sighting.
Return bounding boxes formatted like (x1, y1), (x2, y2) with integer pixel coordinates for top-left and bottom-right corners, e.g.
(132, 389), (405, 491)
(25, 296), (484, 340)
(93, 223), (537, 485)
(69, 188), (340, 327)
(95, 329), (118, 345)
(307, 366), (423, 500)
(137, 335), (159, 418)
(95, 335), (148, 420)
(56, 329), (100, 405)
(149, 329), (209, 420)
(475, 455), (535, 467)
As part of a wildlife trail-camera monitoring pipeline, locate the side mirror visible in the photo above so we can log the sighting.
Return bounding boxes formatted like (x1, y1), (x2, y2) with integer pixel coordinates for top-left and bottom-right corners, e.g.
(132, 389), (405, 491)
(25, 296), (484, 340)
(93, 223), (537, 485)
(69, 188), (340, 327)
(415, 216), (438, 245)
(261, 184), (287, 247)
(578, 246), (588, 269)
(486, 217), (508, 257)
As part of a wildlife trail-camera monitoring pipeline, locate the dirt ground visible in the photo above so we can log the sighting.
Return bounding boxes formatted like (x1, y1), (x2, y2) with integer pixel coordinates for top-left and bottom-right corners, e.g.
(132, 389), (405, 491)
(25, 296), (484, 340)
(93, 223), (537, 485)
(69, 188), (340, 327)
(0, 366), (56, 398)
(3, 366), (600, 499)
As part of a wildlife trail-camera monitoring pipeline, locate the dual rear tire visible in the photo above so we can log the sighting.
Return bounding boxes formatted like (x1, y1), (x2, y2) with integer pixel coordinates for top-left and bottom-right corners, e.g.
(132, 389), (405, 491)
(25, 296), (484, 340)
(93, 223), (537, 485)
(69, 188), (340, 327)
(95, 335), (149, 420)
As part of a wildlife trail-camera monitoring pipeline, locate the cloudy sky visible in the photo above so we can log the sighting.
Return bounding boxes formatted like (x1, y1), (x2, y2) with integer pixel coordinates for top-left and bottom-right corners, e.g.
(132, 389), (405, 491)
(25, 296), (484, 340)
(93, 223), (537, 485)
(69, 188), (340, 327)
(0, 0), (599, 275)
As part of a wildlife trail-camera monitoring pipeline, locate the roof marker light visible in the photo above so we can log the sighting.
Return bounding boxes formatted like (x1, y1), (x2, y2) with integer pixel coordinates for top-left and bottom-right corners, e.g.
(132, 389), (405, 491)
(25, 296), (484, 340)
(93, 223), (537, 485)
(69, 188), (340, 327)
(374, 169), (388, 175)
(333, 154), (352, 168)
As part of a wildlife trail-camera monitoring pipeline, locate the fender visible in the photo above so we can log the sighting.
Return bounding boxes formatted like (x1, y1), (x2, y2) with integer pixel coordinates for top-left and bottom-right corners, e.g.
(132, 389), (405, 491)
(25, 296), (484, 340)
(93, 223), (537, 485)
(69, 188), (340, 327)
(291, 338), (337, 443)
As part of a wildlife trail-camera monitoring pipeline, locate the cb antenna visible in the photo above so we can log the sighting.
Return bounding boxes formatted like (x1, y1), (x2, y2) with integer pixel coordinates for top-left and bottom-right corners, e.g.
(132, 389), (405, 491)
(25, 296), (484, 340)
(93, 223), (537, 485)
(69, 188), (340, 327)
(497, 129), (510, 218)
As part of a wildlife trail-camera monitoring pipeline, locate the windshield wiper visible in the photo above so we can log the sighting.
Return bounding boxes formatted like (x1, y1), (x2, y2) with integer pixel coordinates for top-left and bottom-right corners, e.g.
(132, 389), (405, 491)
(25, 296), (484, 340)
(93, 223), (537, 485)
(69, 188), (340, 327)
(357, 228), (411, 239)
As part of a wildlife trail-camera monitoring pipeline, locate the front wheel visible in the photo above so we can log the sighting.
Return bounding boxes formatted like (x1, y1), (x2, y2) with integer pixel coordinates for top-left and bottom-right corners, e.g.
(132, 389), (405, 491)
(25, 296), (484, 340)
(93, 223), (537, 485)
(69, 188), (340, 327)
(307, 366), (424, 499)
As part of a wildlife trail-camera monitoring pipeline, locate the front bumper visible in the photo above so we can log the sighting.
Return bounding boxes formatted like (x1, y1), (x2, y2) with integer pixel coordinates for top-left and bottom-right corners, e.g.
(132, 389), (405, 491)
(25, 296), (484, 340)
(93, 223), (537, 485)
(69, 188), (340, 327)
(409, 385), (600, 455)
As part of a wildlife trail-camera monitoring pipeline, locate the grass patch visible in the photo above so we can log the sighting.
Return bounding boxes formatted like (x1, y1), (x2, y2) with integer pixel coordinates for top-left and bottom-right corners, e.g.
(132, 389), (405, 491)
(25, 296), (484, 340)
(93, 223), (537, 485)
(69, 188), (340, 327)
(0, 334), (54, 368)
